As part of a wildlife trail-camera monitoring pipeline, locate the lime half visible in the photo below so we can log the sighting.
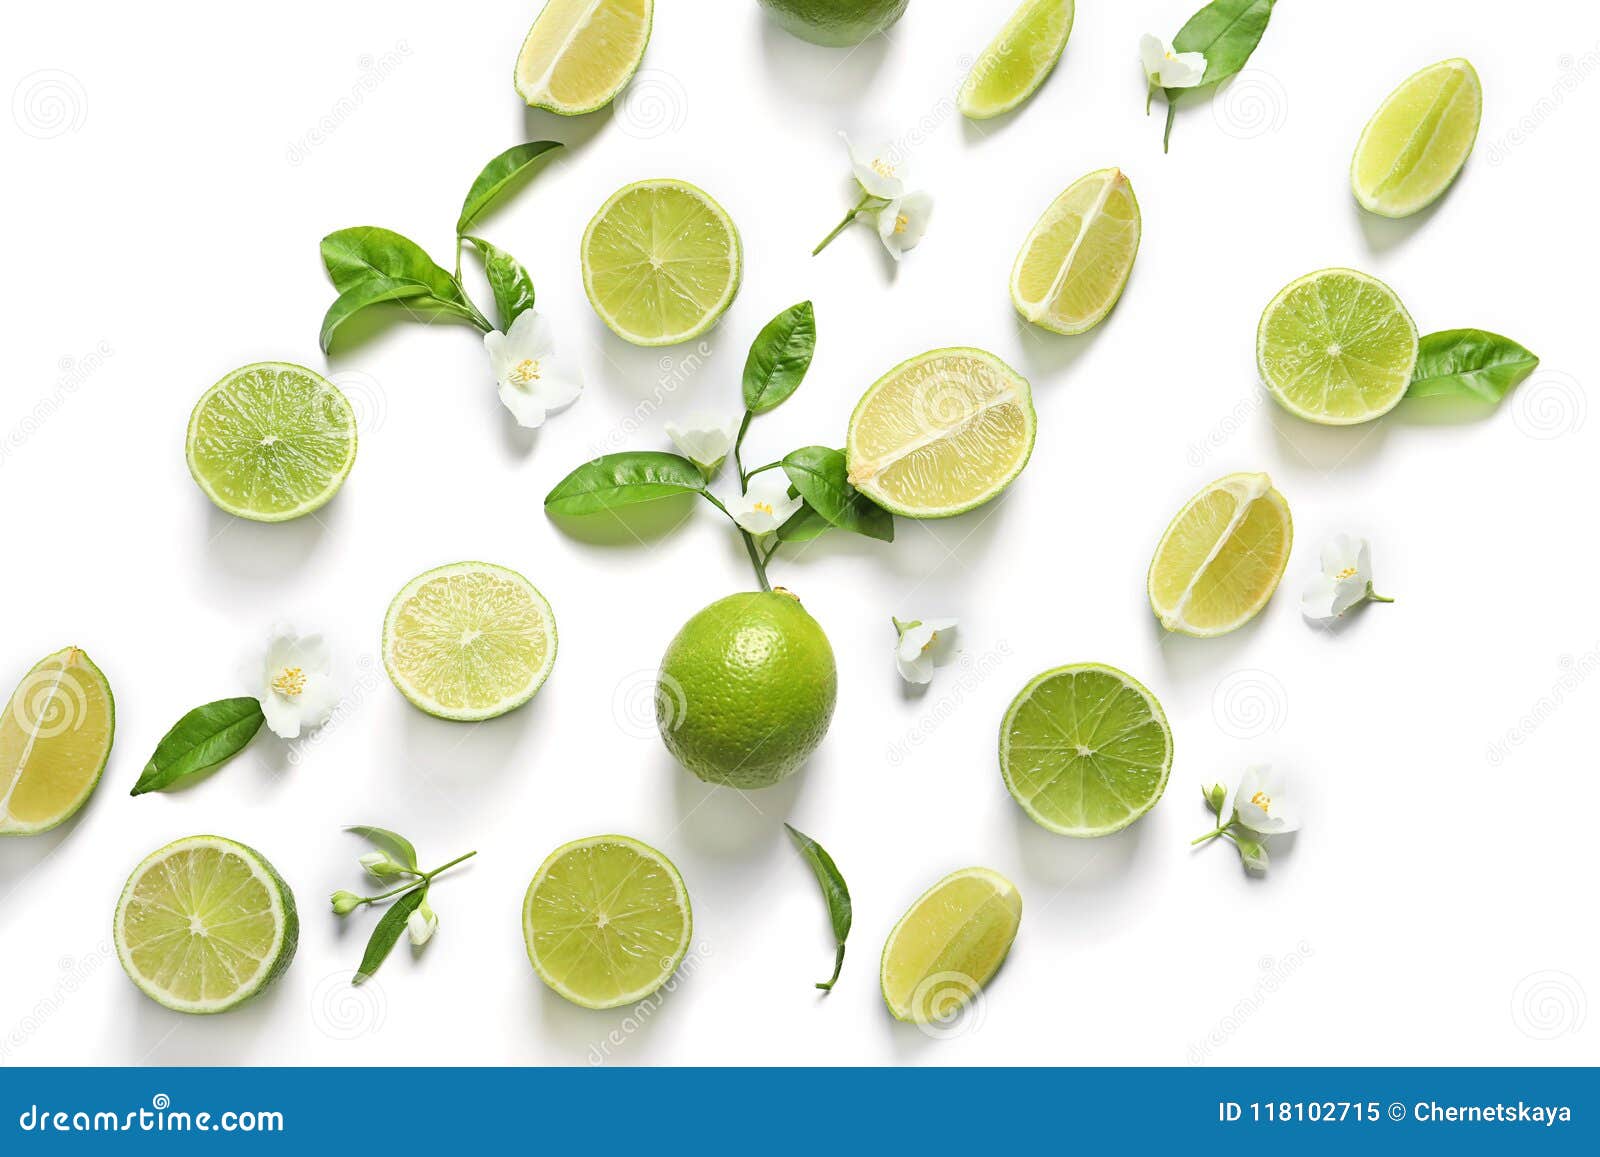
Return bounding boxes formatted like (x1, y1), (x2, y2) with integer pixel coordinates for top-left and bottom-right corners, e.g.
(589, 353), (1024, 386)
(880, 867), (1021, 1024)
(114, 835), (298, 1014)
(1000, 664), (1172, 836)
(1257, 268), (1418, 425)
(845, 347), (1035, 518)
(523, 834), (692, 1009)
(186, 362), (357, 522)
(514, 0), (654, 114)
(959, 0), (1075, 120)
(1148, 472), (1293, 637)
(0, 647), (114, 835)
(383, 562), (557, 721)
(1011, 167), (1139, 335)
(1352, 58), (1481, 218)
(581, 179), (742, 346)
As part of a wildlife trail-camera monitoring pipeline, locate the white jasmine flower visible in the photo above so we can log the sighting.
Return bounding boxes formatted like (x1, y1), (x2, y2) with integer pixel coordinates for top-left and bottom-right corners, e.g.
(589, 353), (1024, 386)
(666, 413), (741, 476)
(407, 899), (438, 947)
(876, 191), (934, 261)
(1140, 34), (1207, 89)
(483, 309), (583, 429)
(1227, 765), (1301, 835)
(1302, 534), (1394, 622)
(893, 616), (958, 684)
(840, 132), (906, 199)
(730, 472), (802, 535)
(258, 626), (339, 740)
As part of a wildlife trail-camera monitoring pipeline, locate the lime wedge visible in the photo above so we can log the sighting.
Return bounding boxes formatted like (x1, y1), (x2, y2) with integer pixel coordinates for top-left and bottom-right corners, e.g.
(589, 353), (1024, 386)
(880, 867), (1021, 1024)
(958, 0), (1075, 120)
(580, 179), (742, 346)
(185, 362), (357, 522)
(382, 561), (557, 721)
(1148, 472), (1293, 637)
(845, 347), (1035, 518)
(522, 834), (692, 1009)
(1257, 268), (1418, 425)
(999, 663), (1172, 836)
(514, 0), (654, 114)
(0, 647), (113, 835)
(1352, 58), (1481, 218)
(114, 835), (298, 1014)
(1010, 167), (1139, 335)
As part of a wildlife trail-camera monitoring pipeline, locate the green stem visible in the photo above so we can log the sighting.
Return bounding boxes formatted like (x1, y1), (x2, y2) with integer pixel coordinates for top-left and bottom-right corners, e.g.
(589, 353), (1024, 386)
(812, 193), (873, 256)
(700, 492), (772, 591)
(1191, 824), (1231, 846)
(733, 410), (755, 486)
(360, 880), (422, 905)
(1366, 584), (1395, 605)
(816, 943), (845, 991)
(425, 850), (477, 880)
(1162, 100), (1178, 154)
(359, 850), (477, 907)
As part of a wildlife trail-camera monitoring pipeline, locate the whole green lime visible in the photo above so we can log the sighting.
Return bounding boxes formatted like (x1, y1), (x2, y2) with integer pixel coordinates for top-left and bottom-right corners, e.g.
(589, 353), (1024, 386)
(758, 0), (909, 47)
(656, 590), (837, 789)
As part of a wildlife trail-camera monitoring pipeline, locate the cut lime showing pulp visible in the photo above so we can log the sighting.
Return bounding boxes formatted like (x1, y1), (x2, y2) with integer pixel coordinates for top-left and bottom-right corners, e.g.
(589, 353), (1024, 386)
(581, 179), (742, 346)
(1257, 268), (1418, 425)
(1352, 58), (1481, 218)
(845, 347), (1035, 518)
(1148, 472), (1292, 638)
(880, 867), (1021, 1023)
(514, 0), (654, 114)
(523, 834), (692, 1009)
(114, 835), (298, 1014)
(958, 0), (1075, 120)
(383, 562), (557, 721)
(1011, 167), (1139, 335)
(0, 647), (114, 835)
(999, 663), (1172, 836)
(185, 362), (357, 522)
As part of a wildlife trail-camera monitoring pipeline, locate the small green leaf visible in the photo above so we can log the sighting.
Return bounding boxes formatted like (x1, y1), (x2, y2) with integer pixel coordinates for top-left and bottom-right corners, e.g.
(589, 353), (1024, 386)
(463, 236), (536, 330)
(346, 826), (419, 871)
(544, 452), (706, 516)
(131, 697), (264, 795)
(781, 447), (893, 542)
(785, 823), (852, 991)
(319, 276), (436, 353)
(1202, 783), (1228, 817)
(777, 502), (833, 543)
(1407, 329), (1539, 403)
(455, 141), (563, 235)
(320, 226), (464, 303)
(354, 886), (428, 985)
(1229, 831), (1270, 873)
(742, 301), (816, 414)
(1171, 0), (1274, 87)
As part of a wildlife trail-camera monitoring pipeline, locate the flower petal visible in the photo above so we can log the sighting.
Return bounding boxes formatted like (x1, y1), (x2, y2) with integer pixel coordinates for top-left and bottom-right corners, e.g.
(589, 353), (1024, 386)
(840, 131), (904, 199)
(260, 692), (302, 740)
(1301, 576), (1342, 621)
(1139, 34), (1167, 80)
(497, 381), (548, 428)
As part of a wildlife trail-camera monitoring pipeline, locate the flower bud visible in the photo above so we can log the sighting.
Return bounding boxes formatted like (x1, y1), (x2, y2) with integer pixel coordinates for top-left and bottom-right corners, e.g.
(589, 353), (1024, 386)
(330, 890), (363, 916)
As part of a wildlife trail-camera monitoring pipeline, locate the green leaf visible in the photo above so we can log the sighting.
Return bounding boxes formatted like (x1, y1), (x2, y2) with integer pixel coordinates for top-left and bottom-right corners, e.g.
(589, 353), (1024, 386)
(785, 824), (852, 991)
(455, 141), (563, 235)
(320, 226), (465, 303)
(742, 301), (816, 414)
(319, 276), (437, 353)
(354, 885), (427, 985)
(463, 236), (536, 330)
(1171, 0), (1274, 87)
(346, 826), (419, 871)
(777, 502), (833, 543)
(781, 447), (894, 542)
(1407, 329), (1539, 403)
(131, 697), (264, 795)
(544, 452), (706, 515)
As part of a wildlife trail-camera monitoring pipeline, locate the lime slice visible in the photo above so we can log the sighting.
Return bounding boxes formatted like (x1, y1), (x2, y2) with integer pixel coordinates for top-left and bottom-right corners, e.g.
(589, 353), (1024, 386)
(1352, 58), (1481, 218)
(1010, 167), (1140, 335)
(382, 562), (557, 721)
(185, 362), (357, 522)
(522, 834), (692, 1009)
(999, 663), (1172, 836)
(1148, 472), (1293, 637)
(880, 867), (1021, 1024)
(845, 347), (1035, 518)
(514, 0), (654, 114)
(114, 835), (298, 1014)
(1257, 268), (1419, 425)
(958, 0), (1075, 120)
(580, 179), (742, 346)
(0, 647), (114, 835)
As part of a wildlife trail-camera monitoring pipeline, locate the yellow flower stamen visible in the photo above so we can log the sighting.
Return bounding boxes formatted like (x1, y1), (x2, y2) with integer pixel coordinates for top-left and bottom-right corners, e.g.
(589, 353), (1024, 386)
(893, 213), (909, 234)
(1336, 566), (1358, 579)
(510, 358), (541, 385)
(1250, 790), (1271, 813)
(271, 666), (306, 698)
(871, 158), (896, 179)
(753, 501), (774, 516)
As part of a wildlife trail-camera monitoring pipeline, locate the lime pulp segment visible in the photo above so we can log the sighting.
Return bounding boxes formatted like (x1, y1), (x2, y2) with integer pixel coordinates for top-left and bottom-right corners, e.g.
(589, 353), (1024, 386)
(1010, 167), (1139, 335)
(1352, 58), (1481, 218)
(0, 647), (114, 835)
(514, 0), (654, 114)
(959, 0), (1075, 120)
(880, 867), (1022, 1023)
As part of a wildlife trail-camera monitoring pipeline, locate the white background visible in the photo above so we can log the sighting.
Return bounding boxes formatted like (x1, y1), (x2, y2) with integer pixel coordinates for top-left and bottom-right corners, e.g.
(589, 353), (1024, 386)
(1, 0), (1596, 1067)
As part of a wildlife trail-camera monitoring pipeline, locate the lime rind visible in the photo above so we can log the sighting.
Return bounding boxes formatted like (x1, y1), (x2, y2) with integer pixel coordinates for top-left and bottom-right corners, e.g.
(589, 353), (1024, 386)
(514, 0), (655, 115)
(999, 663), (1173, 836)
(1010, 168), (1140, 336)
(382, 561), (558, 722)
(113, 835), (298, 1015)
(522, 834), (692, 1010)
(1351, 58), (1481, 219)
(185, 361), (358, 523)
(0, 646), (115, 836)
(879, 866), (1022, 1022)
(958, 0), (1075, 120)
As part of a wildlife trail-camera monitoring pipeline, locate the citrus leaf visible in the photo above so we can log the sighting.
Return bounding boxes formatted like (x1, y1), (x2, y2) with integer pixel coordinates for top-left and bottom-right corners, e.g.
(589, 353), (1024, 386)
(463, 236), (536, 330)
(456, 141), (562, 235)
(742, 301), (816, 414)
(1407, 329), (1539, 403)
(785, 824), (852, 991)
(320, 226), (464, 302)
(346, 826), (419, 871)
(131, 697), (264, 795)
(777, 502), (833, 543)
(354, 886), (427, 985)
(544, 452), (706, 515)
(319, 276), (436, 352)
(782, 446), (893, 542)
(1171, 0), (1274, 88)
